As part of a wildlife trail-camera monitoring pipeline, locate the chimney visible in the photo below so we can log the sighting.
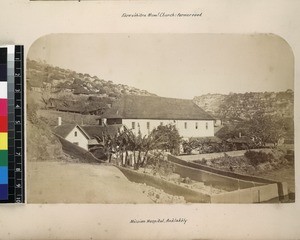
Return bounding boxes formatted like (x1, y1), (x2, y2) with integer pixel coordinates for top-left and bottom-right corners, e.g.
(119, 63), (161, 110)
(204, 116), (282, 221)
(58, 117), (62, 126)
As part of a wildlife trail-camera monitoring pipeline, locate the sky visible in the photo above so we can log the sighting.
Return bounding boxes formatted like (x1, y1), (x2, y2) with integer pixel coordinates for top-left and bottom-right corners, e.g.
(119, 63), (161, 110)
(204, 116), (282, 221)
(27, 33), (294, 99)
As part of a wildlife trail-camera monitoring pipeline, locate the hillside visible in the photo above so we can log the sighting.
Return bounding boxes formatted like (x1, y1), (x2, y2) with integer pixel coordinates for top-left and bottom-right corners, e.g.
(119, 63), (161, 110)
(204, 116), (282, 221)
(26, 59), (294, 163)
(27, 59), (156, 114)
(26, 59), (157, 163)
(193, 91), (294, 121)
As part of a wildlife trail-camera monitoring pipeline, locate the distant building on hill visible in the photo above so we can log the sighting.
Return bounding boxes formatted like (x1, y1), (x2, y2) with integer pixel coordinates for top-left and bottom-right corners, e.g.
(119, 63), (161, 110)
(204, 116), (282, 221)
(98, 95), (215, 138)
(46, 98), (106, 115)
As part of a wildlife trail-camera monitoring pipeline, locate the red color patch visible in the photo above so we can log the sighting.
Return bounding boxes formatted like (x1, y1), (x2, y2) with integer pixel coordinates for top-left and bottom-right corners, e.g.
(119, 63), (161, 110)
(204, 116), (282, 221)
(0, 116), (7, 132)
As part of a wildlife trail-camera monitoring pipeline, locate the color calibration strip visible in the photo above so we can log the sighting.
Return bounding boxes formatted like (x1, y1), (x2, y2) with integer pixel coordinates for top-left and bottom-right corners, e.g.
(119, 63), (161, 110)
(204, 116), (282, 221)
(0, 47), (8, 200)
(0, 45), (24, 203)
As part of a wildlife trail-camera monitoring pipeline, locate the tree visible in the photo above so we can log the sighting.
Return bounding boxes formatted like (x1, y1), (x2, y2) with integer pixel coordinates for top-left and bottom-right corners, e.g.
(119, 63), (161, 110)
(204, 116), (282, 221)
(246, 112), (286, 147)
(94, 124), (180, 169)
(118, 127), (165, 169)
(151, 124), (182, 155)
(215, 123), (247, 140)
(95, 129), (119, 162)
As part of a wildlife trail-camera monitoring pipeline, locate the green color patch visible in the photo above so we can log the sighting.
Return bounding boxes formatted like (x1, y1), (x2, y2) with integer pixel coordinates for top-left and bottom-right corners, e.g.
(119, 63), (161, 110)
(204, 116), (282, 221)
(0, 150), (8, 166)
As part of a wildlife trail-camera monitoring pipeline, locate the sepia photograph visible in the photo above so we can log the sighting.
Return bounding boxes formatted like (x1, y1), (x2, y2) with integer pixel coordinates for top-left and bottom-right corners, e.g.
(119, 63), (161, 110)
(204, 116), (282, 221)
(26, 33), (294, 204)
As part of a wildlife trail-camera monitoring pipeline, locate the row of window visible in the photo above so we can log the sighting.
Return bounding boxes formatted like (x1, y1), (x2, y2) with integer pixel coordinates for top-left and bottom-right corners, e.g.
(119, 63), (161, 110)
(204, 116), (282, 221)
(131, 122), (209, 130)
(75, 123), (209, 136)
(132, 122), (152, 130)
(184, 122), (209, 130)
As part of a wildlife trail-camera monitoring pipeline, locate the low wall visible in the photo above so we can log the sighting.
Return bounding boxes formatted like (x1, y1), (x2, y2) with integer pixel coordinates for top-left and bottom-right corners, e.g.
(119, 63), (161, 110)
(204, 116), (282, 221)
(118, 166), (283, 203)
(168, 154), (275, 184)
(173, 163), (263, 192)
(117, 166), (211, 203)
(168, 154), (288, 200)
(179, 148), (272, 161)
(211, 183), (279, 203)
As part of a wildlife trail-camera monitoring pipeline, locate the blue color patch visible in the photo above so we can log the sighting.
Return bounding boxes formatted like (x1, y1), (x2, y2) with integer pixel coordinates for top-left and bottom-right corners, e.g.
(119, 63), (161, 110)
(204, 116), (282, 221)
(0, 166), (8, 184)
(0, 184), (8, 200)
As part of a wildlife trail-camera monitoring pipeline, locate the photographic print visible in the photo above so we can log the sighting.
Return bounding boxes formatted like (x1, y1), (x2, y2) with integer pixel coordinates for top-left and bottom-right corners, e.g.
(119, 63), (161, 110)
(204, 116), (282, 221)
(26, 33), (294, 204)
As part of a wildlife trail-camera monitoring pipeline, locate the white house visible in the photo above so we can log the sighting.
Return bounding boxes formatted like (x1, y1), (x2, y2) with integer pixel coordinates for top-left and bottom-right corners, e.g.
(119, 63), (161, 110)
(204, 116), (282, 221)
(53, 124), (90, 150)
(53, 121), (121, 151)
(99, 95), (215, 138)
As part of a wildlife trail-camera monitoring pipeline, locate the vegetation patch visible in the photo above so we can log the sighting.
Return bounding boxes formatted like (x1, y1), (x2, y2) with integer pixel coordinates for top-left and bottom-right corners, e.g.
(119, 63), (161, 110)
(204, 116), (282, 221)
(95, 124), (182, 170)
(244, 150), (274, 166)
(194, 148), (291, 175)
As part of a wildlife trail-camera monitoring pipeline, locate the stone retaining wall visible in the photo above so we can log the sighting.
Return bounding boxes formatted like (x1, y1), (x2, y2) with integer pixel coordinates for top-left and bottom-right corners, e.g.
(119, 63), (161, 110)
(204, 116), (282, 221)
(179, 148), (272, 161)
(117, 166), (211, 203)
(173, 163), (263, 192)
(168, 154), (289, 201)
(210, 183), (279, 203)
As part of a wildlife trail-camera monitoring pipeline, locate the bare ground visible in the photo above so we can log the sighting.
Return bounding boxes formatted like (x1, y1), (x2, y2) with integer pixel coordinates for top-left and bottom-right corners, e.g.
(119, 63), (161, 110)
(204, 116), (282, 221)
(27, 161), (154, 203)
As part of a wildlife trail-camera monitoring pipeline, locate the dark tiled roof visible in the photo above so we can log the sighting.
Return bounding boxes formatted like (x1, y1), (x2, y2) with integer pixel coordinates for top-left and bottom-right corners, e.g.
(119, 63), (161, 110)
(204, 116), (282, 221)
(80, 125), (122, 139)
(100, 95), (214, 120)
(47, 98), (106, 113)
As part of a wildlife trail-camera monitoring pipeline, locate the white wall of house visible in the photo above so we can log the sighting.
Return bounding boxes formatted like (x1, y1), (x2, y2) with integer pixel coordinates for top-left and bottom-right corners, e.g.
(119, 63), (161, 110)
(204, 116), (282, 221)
(122, 119), (214, 138)
(65, 126), (89, 150)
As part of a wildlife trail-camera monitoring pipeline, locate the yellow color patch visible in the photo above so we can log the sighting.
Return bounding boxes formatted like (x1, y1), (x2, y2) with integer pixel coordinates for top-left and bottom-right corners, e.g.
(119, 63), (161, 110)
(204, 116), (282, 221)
(0, 133), (8, 150)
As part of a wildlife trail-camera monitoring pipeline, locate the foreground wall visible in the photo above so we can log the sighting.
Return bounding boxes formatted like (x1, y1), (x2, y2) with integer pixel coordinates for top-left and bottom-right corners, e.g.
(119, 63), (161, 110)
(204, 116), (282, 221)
(168, 154), (289, 201)
(173, 162), (264, 192)
(117, 166), (211, 203)
(168, 154), (276, 184)
(178, 148), (272, 161)
(118, 165), (287, 203)
(211, 183), (280, 203)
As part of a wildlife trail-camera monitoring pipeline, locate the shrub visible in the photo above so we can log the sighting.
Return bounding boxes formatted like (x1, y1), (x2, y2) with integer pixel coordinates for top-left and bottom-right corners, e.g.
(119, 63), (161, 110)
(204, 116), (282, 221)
(148, 152), (175, 176)
(244, 150), (274, 166)
(182, 177), (192, 184)
(200, 158), (207, 165)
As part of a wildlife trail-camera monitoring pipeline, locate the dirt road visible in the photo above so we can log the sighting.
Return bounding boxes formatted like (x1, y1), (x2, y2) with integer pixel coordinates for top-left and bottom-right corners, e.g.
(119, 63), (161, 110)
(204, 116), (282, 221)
(27, 161), (153, 203)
